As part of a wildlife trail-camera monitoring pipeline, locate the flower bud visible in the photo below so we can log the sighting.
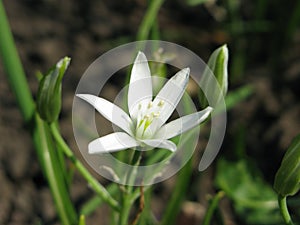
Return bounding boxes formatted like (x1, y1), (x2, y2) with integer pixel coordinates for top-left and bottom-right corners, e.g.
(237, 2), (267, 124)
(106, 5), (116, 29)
(274, 134), (300, 197)
(37, 57), (71, 123)
(200, 44), (229, 107)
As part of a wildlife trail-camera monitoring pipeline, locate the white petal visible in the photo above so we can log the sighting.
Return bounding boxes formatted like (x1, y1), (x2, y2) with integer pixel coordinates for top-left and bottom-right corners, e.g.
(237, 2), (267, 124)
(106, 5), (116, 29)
(77, 94), (133, 135)
(155, 107), (213, 140)
(128, 51), (153, 120)
(89, 132), (139, 154)
(142, 139), (177, 152)
(149, 68), (190, 131)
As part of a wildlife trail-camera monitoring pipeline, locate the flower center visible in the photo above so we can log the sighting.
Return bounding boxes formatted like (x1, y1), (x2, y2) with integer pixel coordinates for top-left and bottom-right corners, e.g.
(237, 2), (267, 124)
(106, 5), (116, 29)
(135, 100), (164, 139)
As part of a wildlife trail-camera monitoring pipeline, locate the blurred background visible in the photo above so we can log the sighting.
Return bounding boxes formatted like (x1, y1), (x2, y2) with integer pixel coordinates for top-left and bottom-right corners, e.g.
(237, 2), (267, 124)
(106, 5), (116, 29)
(0, 0), (299, 224)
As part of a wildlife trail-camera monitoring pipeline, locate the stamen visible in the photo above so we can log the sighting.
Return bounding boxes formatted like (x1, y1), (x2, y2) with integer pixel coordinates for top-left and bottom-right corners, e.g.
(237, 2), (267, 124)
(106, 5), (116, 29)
(158, 100), (164, 107)
(147, 101), (153, 109)
(153, 112), (160, 117)
(138, 103), (142, 110)
(138, 119), (144, 128)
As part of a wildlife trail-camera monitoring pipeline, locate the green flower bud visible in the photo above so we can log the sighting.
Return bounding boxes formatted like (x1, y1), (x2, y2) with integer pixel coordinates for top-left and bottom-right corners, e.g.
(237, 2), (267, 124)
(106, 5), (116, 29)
(274, 134), (300, 197)
(200, 44), (229, 107)
(37, 57), (71, 123)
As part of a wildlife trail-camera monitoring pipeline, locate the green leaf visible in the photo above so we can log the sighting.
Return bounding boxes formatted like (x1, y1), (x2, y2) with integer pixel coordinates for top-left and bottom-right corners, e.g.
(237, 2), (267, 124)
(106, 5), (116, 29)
(274, 134), (300, 197)
(216, 158), (282, 224)
(37, 57), (71, 122)
(33, 114), (77, 225)
(224, 85), (253, 110)
(136, 0), (165, 41)
(160, 94), (195, 225)
(214, 85), (253, 114)
(0, 1), (35, 123)
(80, 184), (119, 216)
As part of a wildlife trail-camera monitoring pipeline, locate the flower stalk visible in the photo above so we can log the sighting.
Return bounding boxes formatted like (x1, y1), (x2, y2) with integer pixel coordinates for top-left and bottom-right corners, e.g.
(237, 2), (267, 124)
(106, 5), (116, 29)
(202, 191), (225, 225)
(49, 123), (120, 211)
(278, 195), (294, 225)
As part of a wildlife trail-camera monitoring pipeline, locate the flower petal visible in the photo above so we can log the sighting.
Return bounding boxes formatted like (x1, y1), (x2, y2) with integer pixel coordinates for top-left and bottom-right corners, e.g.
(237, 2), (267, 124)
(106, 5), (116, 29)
(128, 51), (153, 120)
(155, 107), (213, 140)
(77, 94), (133, 135)
(149, 68), (190, 131)
(142, 139), (177, 152)
(89, 132), (139, 154)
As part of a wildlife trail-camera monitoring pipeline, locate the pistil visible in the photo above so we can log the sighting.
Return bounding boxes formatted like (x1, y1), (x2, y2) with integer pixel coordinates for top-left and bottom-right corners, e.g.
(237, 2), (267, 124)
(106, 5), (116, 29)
(135, 100), (165, 139)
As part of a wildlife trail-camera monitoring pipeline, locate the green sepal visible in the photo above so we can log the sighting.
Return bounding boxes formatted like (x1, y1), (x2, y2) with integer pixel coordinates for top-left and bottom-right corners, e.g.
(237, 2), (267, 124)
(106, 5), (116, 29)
(37, 57), (71, 123)
(274, 134), (300, 197)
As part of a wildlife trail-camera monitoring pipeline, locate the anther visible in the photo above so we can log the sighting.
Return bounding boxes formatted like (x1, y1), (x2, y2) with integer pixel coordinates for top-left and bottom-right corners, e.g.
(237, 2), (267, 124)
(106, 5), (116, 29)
(153, 112), (160, 117)
(158, 100), (164, 107)
(147, 101), (153, 109)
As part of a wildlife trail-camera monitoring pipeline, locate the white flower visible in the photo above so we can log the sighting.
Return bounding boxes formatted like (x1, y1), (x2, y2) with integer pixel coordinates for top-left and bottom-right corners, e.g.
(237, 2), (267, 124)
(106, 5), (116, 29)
(77, 51), (212, 154)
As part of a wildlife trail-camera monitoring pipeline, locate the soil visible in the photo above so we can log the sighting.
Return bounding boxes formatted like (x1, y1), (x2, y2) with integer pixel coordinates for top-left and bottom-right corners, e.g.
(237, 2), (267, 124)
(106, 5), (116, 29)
(0, 0), (299, 225)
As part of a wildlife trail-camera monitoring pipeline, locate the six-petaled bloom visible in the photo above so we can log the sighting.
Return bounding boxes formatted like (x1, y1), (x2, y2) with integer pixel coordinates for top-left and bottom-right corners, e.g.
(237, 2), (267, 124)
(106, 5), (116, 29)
(77, 51), (213, 154)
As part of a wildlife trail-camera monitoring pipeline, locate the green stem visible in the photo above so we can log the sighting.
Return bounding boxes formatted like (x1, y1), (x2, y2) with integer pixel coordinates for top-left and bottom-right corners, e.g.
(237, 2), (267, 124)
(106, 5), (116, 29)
(118, 148), (143, 225)
(136, 0), (165, 41)
(127, 149), (142, 192)
(161, 94), (196, 225)
(49, 123), (120, 211)
(202, 191), (225, 225)
(138, 187), (153, 225)
(119, 192), (132, 225)
(52, 122), (70, 188)
(278, 195), (294, 225)
(124, 0), (165, 90)
(160, 160), (193, 225)
(80, 184), (119, 216)
(0, 0), (34, 123)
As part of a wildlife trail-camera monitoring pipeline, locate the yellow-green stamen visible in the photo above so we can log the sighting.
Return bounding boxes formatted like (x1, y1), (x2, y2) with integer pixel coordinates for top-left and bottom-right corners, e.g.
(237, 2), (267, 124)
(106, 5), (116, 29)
(135, 100), (163, 139)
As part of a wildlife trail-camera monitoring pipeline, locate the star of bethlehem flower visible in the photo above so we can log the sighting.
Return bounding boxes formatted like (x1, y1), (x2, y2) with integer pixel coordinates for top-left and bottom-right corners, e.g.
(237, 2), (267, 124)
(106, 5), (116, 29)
(77, 51), (213, 154)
